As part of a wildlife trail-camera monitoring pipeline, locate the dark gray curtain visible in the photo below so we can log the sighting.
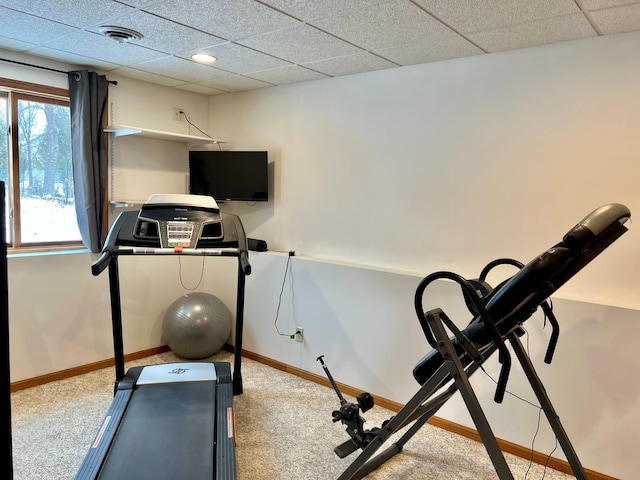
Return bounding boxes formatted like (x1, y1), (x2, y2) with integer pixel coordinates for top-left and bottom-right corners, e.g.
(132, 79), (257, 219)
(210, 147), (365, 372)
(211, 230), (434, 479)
(68, 70), (109, 253)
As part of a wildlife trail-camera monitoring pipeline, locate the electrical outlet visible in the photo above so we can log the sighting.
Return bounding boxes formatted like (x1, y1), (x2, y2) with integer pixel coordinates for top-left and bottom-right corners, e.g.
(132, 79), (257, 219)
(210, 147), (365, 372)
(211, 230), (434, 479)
(295, 327), (304, 343)
(173, 107), (184, 121)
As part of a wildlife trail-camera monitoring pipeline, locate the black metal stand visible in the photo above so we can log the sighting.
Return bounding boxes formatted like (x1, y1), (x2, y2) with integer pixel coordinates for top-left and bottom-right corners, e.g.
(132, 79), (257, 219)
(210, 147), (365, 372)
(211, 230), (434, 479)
(333, 308), (588, 480)
(232, 261), (246, 395)
(507, 332), (586, 477)
(0, 182), (13, 479)
(429, 310), (514, 479)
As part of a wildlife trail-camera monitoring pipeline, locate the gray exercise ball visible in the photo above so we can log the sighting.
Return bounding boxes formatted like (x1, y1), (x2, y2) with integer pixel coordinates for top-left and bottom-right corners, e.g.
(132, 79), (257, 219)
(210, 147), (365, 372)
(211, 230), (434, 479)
(163, 292), (231, 359)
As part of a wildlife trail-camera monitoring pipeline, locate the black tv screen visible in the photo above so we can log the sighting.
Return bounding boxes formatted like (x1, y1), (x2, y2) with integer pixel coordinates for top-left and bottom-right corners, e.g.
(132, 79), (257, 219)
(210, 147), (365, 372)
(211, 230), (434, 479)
(189, 150), (268, 202)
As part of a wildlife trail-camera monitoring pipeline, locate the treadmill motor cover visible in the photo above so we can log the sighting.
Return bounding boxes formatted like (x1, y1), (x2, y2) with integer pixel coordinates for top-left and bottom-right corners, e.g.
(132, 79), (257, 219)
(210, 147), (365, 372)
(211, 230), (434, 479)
(136, 362), (217, 385)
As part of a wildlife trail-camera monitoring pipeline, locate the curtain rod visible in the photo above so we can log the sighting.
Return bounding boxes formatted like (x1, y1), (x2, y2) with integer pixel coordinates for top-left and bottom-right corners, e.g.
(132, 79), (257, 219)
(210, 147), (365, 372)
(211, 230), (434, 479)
(0, 57), (118, 85)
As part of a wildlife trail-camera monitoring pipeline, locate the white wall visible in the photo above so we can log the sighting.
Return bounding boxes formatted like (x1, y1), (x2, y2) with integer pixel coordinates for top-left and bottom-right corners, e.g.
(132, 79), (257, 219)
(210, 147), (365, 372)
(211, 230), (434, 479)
(0, 50), (70, 88)
(8, 251), (233, 375)
(105, 71), (212, 203)
(240, 253), (638, 479)
(211, 31), (640, 310)
(208, 32), (640, 479)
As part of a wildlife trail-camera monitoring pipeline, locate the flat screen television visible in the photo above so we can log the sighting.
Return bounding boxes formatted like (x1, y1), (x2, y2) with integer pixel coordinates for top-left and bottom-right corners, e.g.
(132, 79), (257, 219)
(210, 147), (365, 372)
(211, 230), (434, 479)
(189, 150), (268, 202)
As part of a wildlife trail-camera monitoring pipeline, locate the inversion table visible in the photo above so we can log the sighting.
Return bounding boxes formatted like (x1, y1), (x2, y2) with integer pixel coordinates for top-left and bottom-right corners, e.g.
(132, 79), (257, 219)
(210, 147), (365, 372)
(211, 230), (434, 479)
(322, 203), (631, 480)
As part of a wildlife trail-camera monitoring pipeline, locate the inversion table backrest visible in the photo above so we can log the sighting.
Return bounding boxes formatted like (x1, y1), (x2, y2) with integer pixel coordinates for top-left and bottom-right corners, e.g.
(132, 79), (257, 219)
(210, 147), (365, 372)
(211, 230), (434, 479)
(413, 203), (631, 385)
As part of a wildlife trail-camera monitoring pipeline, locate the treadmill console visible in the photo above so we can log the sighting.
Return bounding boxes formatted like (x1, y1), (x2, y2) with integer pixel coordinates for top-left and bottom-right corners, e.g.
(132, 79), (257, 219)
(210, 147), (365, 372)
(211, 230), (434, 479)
(134, 194), (224, 248)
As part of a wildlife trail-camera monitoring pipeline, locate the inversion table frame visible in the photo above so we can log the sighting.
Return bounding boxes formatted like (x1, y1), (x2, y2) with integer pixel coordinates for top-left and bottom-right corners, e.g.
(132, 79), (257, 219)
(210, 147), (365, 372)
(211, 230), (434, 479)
(325, 203), (631, 480)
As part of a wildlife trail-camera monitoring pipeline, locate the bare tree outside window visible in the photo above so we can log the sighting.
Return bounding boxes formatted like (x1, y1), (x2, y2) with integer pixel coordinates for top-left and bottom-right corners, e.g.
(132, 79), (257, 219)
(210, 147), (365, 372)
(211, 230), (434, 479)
(16, 98), (80, 244)
(1, 81), (82, 250)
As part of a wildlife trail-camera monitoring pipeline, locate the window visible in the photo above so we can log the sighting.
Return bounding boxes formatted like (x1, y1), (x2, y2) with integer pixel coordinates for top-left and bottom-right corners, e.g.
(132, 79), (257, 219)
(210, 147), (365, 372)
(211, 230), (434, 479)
(1, 79), (82, 250)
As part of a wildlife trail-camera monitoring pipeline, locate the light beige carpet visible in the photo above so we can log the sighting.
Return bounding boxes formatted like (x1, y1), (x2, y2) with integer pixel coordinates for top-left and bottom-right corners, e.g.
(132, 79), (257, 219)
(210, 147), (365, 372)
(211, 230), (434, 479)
(11, 350), (577, 479)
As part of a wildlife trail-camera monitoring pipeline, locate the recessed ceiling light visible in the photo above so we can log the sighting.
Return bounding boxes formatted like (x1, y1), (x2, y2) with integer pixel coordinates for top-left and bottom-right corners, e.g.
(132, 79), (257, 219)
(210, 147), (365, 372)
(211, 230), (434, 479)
(97, 26), (143, 43)
(191, 53), (218, 64)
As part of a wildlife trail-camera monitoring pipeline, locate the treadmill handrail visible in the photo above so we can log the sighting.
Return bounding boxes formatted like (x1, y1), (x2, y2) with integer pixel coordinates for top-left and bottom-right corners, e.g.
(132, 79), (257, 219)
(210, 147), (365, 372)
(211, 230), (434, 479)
(239, 251), (251, 276)
(92, 250), (113, 276)
(91, 209), (252, 277)
(116, 246), (242, 256)
(91, 246), (251, 276)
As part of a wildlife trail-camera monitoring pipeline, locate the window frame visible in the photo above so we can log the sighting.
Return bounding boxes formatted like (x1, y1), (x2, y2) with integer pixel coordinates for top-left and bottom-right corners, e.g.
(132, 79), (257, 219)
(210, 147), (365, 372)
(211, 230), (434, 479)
(1, 77), (84, 253)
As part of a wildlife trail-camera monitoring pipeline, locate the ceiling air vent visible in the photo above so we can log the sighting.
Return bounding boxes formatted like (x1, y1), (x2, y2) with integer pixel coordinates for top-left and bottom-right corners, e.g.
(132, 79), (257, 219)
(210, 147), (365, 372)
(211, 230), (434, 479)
(97, 26), (143, 43)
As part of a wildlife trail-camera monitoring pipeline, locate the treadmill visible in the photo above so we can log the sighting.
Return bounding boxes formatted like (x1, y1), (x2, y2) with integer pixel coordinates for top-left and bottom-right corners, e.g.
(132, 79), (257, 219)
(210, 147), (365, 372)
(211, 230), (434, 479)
(76, 194), (251, 480)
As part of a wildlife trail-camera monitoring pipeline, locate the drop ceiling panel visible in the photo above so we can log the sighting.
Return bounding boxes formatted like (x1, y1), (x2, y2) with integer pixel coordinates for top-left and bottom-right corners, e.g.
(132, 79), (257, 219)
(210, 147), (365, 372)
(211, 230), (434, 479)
(88, 11), (226, 56)
(302, 52), (397, 77)
(0, 37), (37, 52)
(175, 83), (228, 96)
(311, 0), (458, 50)
(589, 3), (640, 34)
(238, 24), (363, 64)
(467, 13), (598, 52)
(260, 0), (386, 22)
(40, 31), (167, 65)
(130, 55), (231, 83)
(0, 7), (78, 44)
(579, 0), (639, 9)
(0, 0), (135, 28)
(144, 0), (300, 40)
(107, 66), (187, 86)
(247, 65), (329, 86)
(187, 42), (292, 74)
(374, 36), (484, 65)
(200, 75), (274, 93)
(27, 47), (122, 71)
(414, 0), (581, 33)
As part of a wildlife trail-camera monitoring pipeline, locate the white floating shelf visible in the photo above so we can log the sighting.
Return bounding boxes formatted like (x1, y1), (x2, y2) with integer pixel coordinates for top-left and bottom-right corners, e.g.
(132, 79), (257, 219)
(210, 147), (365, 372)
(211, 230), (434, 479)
(104, 125), (224, 145)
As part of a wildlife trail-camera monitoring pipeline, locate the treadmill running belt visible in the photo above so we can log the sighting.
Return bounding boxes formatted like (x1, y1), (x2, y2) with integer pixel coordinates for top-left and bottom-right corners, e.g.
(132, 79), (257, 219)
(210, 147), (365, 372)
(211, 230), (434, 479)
(97, 382), (216, 479)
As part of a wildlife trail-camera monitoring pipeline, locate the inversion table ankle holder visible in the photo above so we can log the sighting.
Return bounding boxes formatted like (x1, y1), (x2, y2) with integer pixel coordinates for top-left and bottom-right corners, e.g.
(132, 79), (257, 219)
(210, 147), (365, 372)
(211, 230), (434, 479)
(321, 203), (631, 480)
